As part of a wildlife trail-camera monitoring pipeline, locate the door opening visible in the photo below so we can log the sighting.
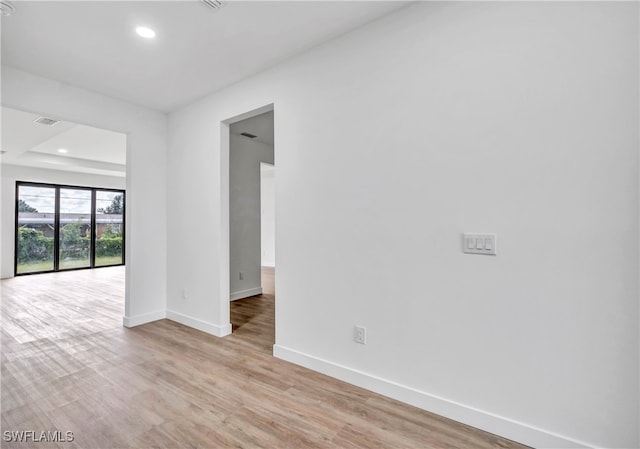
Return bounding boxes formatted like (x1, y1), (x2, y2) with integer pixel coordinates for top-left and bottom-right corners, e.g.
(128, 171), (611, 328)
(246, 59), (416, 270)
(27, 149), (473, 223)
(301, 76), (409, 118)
(226, 108), (275, 353)
(2, 106), (127, 326)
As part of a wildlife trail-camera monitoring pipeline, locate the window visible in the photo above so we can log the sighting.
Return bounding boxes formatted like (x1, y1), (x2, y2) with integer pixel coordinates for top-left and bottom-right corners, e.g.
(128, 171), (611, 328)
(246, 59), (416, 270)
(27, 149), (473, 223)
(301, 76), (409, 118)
(95, 190), (125, 267)
(15, 182), (125, 275)
(59, 188), (92, 270)
(16, 185), (56, 274)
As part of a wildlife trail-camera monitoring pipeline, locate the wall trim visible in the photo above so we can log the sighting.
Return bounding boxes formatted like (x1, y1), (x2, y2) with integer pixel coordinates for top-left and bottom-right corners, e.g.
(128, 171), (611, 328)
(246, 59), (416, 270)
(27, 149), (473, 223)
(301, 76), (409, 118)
(122, 310), (166, 327)
(273, 345), (595, 449)
(230, 287), (262, 301)
(166, 309), (232, 337)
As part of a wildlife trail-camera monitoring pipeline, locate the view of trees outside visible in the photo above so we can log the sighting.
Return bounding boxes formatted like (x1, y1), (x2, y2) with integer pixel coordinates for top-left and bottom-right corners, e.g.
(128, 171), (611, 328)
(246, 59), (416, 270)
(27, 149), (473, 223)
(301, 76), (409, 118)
(95, 191), (124, 267)
(18, 199), (38, 212)
(16, 185), (125, 274)
(16, 186), (55, 274)
(59, 188), (92, 270)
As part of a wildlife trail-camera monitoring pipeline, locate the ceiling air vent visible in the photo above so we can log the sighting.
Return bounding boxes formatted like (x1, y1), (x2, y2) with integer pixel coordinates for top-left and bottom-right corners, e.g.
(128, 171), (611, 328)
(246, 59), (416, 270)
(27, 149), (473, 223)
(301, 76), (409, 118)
(241, 132), (257, 139)
(0, 1), (16, 17)
(202, 0), (224, 10)
(33, 116), (60, 127)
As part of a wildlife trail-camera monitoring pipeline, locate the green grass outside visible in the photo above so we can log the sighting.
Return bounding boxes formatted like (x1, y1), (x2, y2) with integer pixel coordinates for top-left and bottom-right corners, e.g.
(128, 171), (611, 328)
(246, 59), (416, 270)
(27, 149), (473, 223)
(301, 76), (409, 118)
(17, 256), (123, 274)
(17, 260), (54, 274)
(94, 256), (123, 267)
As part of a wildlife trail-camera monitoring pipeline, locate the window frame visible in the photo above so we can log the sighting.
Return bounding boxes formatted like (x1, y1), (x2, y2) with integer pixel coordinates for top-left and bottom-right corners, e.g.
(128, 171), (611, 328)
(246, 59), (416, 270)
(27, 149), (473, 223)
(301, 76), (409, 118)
(14, 181), (126, 276)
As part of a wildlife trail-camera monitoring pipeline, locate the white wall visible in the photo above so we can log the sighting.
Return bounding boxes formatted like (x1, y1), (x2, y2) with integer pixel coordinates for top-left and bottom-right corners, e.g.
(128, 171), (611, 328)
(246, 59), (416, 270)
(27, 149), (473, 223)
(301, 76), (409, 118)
(1, 164), (125, 278)
(167, 3), (639, 448)
(2, 67), (168, 326)
(261, 163), (275, 268)
(229, 133), (274, 300)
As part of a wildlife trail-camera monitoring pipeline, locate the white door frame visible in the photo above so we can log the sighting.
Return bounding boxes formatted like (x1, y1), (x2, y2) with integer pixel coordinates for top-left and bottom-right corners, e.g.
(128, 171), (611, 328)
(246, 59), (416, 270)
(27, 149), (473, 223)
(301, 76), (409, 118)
(219, 103), (274, 335)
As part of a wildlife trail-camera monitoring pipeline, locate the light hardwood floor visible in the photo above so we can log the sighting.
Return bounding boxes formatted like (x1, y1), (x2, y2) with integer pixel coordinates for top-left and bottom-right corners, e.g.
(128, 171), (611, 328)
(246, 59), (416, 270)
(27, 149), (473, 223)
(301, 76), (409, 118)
(1, 267), (529, 449)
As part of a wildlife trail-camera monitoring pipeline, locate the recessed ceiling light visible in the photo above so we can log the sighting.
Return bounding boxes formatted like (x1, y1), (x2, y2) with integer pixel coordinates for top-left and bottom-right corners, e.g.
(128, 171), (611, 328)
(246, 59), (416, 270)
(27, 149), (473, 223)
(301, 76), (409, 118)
(136, 26), (156, 39)
(57, 148), (68, 154)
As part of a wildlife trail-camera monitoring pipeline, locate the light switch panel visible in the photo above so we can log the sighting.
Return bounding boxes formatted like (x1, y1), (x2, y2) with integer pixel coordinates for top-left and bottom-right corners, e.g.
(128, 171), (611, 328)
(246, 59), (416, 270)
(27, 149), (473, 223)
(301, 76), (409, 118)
(466, 236), (475, 249)
(463, 233), (497, 255)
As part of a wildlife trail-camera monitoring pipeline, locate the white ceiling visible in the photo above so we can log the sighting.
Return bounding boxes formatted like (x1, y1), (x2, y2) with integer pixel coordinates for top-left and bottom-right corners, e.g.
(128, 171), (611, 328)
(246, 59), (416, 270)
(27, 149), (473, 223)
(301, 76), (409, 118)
(1, 106), (271, 178)
(1, 107), (127, 177)
(1, 1), (408, 113)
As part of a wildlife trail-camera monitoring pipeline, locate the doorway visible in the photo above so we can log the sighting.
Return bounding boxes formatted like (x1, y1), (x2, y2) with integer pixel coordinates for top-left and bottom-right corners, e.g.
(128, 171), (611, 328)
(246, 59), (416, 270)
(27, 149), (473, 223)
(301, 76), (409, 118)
(1, 106), (127, 278)
(1, 106), (127, 323)
(226, 107), (275, 350)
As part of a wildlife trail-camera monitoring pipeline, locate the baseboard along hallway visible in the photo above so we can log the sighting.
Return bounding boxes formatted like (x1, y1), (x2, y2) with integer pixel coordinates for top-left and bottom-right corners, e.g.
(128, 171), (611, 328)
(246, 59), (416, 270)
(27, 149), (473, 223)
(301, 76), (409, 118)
(1, 266), (529, 448)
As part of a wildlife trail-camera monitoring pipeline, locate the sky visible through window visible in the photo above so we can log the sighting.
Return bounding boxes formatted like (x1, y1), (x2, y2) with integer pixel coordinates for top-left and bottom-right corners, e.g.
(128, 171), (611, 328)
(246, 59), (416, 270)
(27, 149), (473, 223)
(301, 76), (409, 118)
(19, 186), (122, 213)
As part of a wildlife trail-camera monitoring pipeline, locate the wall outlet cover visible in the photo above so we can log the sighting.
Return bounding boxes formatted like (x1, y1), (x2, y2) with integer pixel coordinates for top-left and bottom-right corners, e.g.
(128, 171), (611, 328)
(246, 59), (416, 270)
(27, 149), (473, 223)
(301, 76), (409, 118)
(354, 325), (366, 344)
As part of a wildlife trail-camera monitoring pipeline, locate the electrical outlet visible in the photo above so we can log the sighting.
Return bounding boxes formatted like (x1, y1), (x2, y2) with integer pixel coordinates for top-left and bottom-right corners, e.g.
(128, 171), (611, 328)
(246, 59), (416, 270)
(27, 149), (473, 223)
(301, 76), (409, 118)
(239, 272), (244, 280)
(354, 325), (366, 344)
(182, 288), (188, 300)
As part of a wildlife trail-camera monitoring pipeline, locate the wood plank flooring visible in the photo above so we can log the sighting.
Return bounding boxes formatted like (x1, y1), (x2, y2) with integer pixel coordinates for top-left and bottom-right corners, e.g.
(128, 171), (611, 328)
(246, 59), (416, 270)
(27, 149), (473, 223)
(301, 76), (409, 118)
(229, 267), (275, 354)
(1, 267), (529, 449)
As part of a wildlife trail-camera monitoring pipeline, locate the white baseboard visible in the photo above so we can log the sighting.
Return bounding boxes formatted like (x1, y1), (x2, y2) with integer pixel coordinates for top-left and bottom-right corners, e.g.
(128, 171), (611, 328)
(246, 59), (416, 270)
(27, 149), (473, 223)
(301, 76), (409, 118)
(122, 310), (166, 327)
(166, 309), (232, 337)
(230, 287), (262, 301)
(122, 309), (232, 338)
(273, 345), (594, 449)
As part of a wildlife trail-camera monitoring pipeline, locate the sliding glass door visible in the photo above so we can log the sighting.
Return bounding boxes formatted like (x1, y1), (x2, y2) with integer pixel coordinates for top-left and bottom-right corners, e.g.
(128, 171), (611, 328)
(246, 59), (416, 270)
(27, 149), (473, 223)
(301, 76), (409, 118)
(95, 190), (124, 267)
(16, 185), (56, 274)
(15, 182), (125, 275)
(59, 188), (93, 270)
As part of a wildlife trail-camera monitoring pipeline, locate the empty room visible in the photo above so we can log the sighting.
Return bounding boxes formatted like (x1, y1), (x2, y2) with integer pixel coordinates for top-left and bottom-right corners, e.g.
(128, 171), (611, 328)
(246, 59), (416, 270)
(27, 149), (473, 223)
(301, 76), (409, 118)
(1, 2), (638, 449)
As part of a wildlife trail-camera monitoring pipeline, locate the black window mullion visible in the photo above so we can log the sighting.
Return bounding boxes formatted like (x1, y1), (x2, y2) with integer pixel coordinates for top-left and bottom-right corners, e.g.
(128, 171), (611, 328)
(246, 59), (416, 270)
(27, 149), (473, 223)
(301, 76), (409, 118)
(90, 190), (97, 268)
(121, 193), (126, 265)
(14, 182), (20, 276)
(53, 187), (60, 272)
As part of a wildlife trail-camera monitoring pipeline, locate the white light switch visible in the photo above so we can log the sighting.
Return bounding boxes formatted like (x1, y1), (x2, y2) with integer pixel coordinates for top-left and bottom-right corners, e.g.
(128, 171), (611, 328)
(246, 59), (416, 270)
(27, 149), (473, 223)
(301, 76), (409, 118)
(466, 237), (475, 249)
(484, 238), (493, 251)
(463, 233), (497, 255)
